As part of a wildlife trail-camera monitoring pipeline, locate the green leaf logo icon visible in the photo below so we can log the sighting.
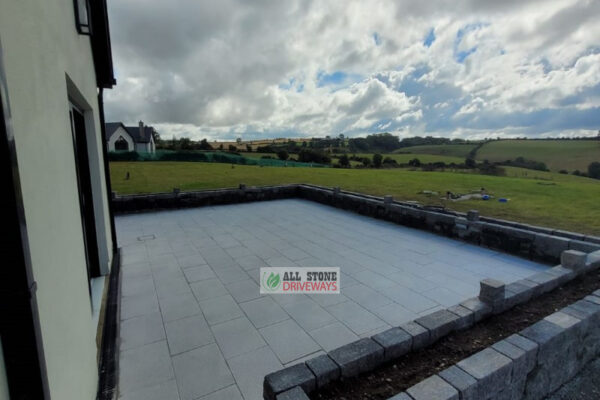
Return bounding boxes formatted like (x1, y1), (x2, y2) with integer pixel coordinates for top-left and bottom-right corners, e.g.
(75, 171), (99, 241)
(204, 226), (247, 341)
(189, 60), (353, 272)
(262, 272), (281, 292)
(267, 273), (280, 289)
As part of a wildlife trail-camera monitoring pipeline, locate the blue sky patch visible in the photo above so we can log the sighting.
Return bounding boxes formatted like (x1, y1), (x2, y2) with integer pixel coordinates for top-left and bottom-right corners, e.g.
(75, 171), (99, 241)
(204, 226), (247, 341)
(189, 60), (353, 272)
(373, 32), (382, 46)
(423, 28), (435, 47)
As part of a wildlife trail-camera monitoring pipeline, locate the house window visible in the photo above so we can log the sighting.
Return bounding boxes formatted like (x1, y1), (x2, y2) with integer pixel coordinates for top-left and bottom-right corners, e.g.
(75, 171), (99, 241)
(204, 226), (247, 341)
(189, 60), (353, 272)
(115, 136), (129, 151)
(73, 0), (92, 35)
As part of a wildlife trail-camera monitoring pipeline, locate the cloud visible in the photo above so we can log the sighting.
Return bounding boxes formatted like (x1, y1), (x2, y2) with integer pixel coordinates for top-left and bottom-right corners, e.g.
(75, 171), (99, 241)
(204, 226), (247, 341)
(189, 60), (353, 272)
(104, 0), (600, 140)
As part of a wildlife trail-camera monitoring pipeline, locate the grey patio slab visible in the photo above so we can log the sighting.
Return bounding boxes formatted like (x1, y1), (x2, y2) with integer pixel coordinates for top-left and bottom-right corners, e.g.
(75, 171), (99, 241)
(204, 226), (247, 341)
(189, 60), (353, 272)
(308, 322), (360, 351)
(165, 314), (214, 355)
(197, 385), (243, 400)
(326, 300), (388, 336)
(172, 343), (235, 400)
(158, 291), (201, 323)
(182, 264), (215, 283)
(225, 279), (263, 303)
(120, 312), (166, 351)
(199, 294), (244, 326)
(116, 199), (548, 400)
(283, 299), (337, 331)
(211, 316), (267, 359)
(119, 340), (174, 395)
(118, 379), (180, 400)
(240, 296), (289, 329)
(260, 319), (321, 364)
(228, 346), (283, 400)
(190, 278), (227, 301)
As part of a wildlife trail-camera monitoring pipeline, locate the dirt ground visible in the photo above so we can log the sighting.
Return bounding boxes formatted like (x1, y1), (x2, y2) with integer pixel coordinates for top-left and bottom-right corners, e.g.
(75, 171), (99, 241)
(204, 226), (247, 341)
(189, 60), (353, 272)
(313, 269), (600, 400)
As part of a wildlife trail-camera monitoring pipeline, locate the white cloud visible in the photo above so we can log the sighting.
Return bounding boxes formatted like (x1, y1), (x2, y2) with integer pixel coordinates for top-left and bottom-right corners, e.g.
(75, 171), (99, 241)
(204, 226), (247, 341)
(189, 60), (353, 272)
(104, 0), (600, 140)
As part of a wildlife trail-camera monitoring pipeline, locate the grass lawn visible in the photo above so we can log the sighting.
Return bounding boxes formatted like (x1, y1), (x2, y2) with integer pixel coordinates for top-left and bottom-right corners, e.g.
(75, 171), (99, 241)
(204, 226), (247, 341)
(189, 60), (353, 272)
(394, 144), (479, 158)
(476, 140), (600, 172)
(352, 153), (465, 164)
(110, 162), (600, 235)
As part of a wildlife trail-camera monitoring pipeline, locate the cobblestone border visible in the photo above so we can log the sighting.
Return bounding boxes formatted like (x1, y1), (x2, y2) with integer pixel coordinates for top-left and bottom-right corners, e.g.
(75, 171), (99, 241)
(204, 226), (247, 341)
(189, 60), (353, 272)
(113, 184), (600, 265)
(262, 250), (600, 400)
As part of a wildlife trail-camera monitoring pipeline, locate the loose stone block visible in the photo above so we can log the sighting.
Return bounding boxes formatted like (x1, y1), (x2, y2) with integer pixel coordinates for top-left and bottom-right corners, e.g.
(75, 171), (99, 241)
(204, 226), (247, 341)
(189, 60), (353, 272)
(438, 365), (478, 400)
(466, 210), (479, 222)
(504, 334), (538, 375)
(264, 364), (316, 400)
(447, 305), (475, 330)
(460, 297), (492, 322)
(372, 327), (412, 361)
(456, 348), (512, 396)
(305, 355), (340, 388)
(328, 338), (384, 378)
(415, 310), (460, 342)
(399, 321), (431, 351)
(479, 278), (505, 304)
(406, 374), (459, 400)
(275, 386), (310, 400)
(561, 250), (587, 271)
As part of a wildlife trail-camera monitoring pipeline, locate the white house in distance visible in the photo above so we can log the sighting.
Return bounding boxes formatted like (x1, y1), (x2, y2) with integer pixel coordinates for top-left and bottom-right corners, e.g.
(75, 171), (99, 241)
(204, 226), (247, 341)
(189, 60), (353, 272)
(1, 0), (118, 399)
(105, 121), (156, 153)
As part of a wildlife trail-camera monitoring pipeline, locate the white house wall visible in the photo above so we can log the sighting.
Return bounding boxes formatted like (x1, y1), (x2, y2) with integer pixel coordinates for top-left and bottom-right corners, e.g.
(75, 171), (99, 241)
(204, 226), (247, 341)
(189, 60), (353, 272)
(0, 1), (114, 399)
(107, 126), (134, 152)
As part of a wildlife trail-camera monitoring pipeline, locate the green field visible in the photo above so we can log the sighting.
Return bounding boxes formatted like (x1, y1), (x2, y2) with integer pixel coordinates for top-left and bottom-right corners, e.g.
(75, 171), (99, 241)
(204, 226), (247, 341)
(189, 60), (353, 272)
(353, 153), (464, 164)
(110, 162), (600, 235)
(476, 140), (600, 172)
(395, 144), (479, 158)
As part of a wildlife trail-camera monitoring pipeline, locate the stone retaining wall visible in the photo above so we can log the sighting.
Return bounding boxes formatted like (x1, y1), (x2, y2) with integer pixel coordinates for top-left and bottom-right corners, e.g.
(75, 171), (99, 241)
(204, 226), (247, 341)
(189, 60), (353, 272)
(391, 288), (600, 400)
(262, 250), (600, 400)
(113, 184), (600, 265)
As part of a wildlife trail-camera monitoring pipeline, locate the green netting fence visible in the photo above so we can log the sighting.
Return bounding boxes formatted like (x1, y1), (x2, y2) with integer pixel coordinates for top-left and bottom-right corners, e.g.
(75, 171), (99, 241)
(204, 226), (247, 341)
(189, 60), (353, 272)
(108, 150), (329, 168)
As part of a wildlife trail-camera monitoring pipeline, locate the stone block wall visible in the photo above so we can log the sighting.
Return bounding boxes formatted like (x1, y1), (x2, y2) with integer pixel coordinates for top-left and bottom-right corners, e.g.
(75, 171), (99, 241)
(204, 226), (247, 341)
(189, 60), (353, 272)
(112, 184), (600, 264)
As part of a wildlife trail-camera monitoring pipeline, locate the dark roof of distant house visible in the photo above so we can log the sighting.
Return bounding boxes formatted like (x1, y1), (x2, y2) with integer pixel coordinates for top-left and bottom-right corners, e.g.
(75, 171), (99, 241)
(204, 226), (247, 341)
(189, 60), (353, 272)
(105, 122), (154, 143)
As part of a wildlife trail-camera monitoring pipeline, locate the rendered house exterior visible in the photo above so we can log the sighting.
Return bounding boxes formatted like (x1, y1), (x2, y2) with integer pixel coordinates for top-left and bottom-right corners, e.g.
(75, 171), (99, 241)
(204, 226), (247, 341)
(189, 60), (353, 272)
(0, 0), (117, 399)
(106, 121), (156, 153)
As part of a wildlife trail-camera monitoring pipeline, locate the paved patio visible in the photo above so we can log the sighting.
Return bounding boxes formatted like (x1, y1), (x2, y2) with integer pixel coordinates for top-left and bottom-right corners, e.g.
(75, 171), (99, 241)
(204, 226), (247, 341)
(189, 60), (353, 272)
(115, 199), (547, 400)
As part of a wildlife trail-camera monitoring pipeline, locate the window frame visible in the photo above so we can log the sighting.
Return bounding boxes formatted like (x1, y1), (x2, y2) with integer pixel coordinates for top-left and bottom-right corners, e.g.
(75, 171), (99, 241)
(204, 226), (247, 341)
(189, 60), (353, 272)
(73, 0), (92, 35)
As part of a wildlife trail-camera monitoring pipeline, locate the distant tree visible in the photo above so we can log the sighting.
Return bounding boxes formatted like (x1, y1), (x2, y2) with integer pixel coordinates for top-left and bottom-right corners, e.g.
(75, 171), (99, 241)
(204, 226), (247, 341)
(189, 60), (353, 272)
(338, 154), (350, 167)
(277, 150), (289, 161)
(408, 158), (421, 167)
(180, 137), (192, 150)
(198, 138), (213, 150)
(362, 157), (372, 167)
(588, 162), (600, 179)
(465, 157), (476, 168)
(246, 144), (252, 152)
(219, 144), (224, 151)
(228, 144), (237, 152)
(559, 169), (568, 174)
(236, 137), (242, 144)
(373, 153), (383, 168)
(302, 141), (307, 147)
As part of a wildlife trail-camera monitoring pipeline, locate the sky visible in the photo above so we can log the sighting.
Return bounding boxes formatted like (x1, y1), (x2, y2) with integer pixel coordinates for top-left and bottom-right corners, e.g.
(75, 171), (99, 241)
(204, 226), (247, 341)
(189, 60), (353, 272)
(104, 0), (600, 141)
